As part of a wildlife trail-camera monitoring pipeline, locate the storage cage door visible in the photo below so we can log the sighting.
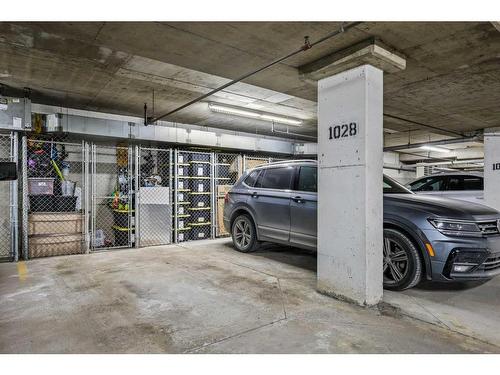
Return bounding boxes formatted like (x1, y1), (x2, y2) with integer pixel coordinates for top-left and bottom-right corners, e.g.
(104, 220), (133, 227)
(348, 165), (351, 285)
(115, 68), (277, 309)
(24, 138), (86, 259)
(137, 146), (172, 247)
(214, 153), (242, 237)
(174, 150), (213, 242)
(91, 144), (135, 250)
(0, 132), (16, 261)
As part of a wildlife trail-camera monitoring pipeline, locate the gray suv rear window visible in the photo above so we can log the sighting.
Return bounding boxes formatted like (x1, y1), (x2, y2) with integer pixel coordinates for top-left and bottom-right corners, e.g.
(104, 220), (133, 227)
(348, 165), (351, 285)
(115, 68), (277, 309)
(256, 167), (293, 190)
(244, 170), (260, 187)
(297, 166), (317, 192)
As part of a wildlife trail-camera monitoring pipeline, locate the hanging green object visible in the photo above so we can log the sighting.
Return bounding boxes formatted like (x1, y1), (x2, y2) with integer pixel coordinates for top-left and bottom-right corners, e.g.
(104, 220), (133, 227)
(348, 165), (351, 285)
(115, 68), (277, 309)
(51, 159), (65, 181)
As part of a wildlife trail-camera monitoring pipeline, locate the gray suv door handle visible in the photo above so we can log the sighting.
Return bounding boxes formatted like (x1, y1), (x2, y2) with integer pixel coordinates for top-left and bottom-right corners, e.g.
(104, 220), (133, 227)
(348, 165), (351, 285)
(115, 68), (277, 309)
(292, 196), (304, 203)
(251, 191), (258, 198)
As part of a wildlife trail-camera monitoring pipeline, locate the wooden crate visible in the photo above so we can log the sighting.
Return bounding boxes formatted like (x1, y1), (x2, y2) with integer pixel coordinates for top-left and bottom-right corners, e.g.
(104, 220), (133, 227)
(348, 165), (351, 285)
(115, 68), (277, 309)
(29, 233), (83, 258)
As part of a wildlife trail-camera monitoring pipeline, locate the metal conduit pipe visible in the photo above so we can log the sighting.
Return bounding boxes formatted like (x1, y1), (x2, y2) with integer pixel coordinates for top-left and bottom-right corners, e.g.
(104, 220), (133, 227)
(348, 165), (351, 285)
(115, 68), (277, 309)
(271, 129), (317, 140)
(383, 135), (481, 152)
(383, 165), (416, 172)
(383, 113), (466, 137)
(149, 21), (362, 124)
(271, 122), (318, 140)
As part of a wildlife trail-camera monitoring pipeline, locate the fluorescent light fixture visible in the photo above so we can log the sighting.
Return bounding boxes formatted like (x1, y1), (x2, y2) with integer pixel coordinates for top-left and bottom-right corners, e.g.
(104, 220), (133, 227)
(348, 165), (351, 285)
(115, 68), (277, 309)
(419, 145), (451, 153)
(208, 103), (302, 126)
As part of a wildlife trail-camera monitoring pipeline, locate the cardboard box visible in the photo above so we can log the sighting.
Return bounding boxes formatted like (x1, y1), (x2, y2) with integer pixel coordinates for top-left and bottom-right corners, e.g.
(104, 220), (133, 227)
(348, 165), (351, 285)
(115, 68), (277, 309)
(28, 212), (83, 235)
(217, 196), (229, 237)
(29, 233), (83, 258)
(217, 184), (233, 197)
(245, 159), (267, 171)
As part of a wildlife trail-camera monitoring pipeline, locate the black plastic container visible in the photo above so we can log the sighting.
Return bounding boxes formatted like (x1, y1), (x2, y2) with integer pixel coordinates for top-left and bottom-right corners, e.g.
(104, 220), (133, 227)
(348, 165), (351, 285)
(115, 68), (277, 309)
(177, 165), (190, 178)
(189, 224), (211, 240)
(29, 195), (54, 212)
(189, 209), (211, 223)
(190, 162), (210, 177)
(190, 194), (210, 208)
(189, 179), (211, 192)
(112, 209), (130, 227)
(53, 196), (77, 212)
(189, 153), (210, 162)
(113, 226), (134, 247)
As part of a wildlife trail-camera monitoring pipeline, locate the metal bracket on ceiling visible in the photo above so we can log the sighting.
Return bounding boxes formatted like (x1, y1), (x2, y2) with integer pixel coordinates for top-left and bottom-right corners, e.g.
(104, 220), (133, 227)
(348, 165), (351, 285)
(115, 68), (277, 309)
(302, 36), (311, 51)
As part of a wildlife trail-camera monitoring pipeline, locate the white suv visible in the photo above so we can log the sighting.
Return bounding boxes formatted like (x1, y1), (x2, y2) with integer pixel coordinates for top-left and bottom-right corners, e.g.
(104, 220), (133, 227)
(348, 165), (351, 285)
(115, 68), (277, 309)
(407, 172), (484, 204)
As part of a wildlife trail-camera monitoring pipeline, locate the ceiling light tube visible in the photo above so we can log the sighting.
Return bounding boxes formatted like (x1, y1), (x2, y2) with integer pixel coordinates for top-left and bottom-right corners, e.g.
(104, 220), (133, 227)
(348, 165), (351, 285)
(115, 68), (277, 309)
(419, 145), (451, 153)
(208, 103), (302, 126)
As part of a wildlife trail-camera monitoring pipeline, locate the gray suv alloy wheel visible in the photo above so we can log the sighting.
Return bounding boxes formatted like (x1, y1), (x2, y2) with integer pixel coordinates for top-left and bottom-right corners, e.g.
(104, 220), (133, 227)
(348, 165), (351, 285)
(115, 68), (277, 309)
(383, 228), (423, 290)
(231, 214), (260, 253)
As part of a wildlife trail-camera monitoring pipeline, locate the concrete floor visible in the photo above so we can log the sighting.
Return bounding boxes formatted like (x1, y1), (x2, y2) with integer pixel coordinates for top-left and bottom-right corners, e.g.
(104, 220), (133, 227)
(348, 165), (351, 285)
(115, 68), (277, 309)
(0, 239), (499, 354)
(385, 276), (500, 347)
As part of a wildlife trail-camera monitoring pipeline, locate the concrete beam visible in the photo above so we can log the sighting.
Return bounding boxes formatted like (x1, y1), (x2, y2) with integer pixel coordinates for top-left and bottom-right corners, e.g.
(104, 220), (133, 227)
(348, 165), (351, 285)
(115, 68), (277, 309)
(300, 38), (406, 82)
(0, 101), (298, 155)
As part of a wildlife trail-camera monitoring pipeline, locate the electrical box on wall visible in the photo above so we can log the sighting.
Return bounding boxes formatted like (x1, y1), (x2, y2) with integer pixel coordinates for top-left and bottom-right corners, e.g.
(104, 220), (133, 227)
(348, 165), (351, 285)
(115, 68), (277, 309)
(0, 96), (31, 131)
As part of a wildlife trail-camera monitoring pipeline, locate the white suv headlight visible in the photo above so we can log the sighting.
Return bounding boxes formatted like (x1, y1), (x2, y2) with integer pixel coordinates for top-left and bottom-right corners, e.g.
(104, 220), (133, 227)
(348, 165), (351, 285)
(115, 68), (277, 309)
(428, 218), (482, 237)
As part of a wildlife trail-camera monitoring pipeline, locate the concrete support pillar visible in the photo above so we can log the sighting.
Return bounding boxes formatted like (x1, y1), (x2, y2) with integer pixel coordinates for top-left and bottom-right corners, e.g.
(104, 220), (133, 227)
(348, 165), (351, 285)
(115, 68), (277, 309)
(317, 64), (384, 306)
(484, 128), (500, 211)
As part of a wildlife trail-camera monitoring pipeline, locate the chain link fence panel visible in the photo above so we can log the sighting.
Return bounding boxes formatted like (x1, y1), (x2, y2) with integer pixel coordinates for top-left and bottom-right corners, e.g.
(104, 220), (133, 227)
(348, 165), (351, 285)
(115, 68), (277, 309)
(174, 150), (214, 242)
(215, 153), (242, 237)
(243, 154), (295, 172)
(137, 146), (172, 247)
(0, 133), (16, 260)
(91, 144), (134, 250)
(243, 155), (269, 172)
(24, 138), (86, 258)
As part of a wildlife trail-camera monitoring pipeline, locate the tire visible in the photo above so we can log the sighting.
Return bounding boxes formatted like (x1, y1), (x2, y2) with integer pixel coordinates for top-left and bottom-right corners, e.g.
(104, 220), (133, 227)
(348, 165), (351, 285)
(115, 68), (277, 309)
(231, 214), (260, 253)
(383, 228), (423, 291)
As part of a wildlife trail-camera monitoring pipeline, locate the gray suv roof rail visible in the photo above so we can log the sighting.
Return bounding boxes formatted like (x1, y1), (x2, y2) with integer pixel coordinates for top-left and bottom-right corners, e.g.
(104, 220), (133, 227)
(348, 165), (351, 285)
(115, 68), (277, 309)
(264, 159), (317, 167)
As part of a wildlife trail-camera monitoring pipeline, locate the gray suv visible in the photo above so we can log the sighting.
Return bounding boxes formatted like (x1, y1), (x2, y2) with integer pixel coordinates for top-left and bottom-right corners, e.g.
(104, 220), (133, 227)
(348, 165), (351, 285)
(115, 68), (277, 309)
(223, 160), (500, 290)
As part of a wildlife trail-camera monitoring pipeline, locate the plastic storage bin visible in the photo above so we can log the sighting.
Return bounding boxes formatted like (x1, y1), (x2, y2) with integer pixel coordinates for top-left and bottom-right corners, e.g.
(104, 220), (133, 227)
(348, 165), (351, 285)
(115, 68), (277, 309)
(28, 178), (55, 195)
(29, 195), (54, 212)
(113, 225), (134, 247)
(53, 196), (77, 212)
(190, 179), (211, 192)
(112, 209), (131, 227)
(190, 163), (211, 177)
(189, 224), (211, 240)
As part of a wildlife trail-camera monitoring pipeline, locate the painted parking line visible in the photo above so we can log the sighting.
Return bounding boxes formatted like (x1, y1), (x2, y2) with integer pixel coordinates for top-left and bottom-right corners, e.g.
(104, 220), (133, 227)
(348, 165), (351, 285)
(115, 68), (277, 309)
(17, 261), (28, 282)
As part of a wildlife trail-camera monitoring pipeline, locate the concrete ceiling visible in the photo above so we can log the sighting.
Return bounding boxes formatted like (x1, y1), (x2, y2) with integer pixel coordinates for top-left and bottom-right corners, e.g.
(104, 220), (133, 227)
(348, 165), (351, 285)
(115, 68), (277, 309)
(0, 21), (499, 141)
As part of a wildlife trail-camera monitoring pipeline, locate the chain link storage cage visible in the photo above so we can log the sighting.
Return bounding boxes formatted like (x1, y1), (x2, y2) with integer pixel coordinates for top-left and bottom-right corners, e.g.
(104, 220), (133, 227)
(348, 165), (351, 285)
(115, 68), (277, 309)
(136, 146), (173, 247)
(0, 132), (18, 261)
(214, 153), (242, 237)
(242, 155), (270, 172)
(22, 137), (87, 259)
(91, 143), (135, 251)
(242, 154), (293, 172)
(174, 149), (214, 243)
